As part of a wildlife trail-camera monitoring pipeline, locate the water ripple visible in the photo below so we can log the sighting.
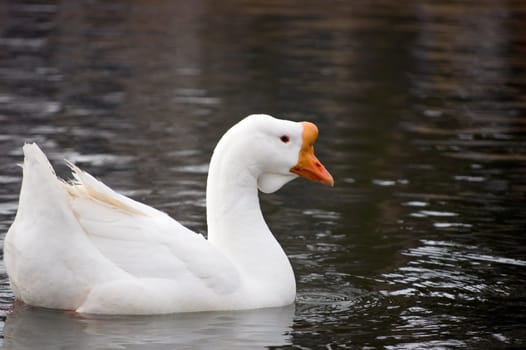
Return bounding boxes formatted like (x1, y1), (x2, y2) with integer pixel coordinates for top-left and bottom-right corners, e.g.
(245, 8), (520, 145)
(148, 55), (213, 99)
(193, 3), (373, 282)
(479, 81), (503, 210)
(381, 240), (523, 302)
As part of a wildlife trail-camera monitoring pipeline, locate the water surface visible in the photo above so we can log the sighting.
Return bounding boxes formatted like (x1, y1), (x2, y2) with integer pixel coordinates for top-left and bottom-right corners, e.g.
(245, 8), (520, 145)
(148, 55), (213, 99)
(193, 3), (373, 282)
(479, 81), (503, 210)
(0, 0), (525, 348)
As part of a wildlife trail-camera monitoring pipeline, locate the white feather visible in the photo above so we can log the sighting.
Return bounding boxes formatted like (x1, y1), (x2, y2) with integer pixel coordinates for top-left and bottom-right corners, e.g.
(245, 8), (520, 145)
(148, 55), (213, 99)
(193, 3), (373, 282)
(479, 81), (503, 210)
(4, 114), (316, 314)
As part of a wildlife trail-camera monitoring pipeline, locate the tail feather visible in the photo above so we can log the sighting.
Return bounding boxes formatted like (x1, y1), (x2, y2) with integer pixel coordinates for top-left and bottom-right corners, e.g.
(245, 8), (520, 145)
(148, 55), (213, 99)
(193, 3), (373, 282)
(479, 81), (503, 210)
(16, 143), (70, 221)
(5, 144), (131, 309)
(22, 143), (58, 180)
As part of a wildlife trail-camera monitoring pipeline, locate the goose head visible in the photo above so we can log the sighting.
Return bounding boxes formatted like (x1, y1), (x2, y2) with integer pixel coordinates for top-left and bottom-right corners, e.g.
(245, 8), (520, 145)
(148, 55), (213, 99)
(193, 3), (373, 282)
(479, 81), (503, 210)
(211, 114), (334, 194)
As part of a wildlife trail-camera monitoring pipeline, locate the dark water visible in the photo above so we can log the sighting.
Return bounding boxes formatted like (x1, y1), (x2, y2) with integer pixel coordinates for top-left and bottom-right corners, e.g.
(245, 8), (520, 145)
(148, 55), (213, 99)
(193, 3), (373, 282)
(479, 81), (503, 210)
(1, 0), (525, 348)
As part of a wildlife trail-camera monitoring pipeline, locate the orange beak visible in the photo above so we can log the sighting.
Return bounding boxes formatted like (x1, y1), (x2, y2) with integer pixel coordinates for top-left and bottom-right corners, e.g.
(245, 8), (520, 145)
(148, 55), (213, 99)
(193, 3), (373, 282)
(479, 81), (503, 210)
(290, 122), (334, 187)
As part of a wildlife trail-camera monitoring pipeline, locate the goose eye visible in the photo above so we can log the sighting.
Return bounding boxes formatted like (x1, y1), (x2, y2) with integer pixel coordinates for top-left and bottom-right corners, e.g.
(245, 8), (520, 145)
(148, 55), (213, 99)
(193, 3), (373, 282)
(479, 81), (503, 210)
(280, 135), (290, 143)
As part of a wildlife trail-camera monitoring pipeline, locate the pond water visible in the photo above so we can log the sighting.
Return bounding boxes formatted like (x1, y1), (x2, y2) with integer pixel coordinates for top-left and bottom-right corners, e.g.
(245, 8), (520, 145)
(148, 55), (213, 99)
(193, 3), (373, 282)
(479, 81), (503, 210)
(0, 0), (525, 348)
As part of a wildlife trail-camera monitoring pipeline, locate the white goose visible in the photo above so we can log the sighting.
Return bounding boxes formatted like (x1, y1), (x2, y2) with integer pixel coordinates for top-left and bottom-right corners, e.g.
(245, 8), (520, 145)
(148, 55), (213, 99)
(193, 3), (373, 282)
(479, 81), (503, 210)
(4, 114), (333, 314)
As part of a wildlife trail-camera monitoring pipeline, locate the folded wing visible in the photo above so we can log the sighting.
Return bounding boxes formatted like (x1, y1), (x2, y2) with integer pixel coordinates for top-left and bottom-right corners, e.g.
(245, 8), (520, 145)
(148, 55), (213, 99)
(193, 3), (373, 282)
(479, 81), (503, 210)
(63, 161), (240, 295)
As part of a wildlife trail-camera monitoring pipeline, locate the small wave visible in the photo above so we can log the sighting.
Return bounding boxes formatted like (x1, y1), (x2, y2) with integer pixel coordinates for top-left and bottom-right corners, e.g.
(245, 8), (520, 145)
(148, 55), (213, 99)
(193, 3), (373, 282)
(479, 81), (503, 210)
(296, 289), (381, 319)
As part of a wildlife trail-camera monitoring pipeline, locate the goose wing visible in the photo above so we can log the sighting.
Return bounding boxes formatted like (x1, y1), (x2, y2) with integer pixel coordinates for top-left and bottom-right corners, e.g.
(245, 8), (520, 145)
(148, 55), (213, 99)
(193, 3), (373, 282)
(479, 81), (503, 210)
(64, 161), (240, 295)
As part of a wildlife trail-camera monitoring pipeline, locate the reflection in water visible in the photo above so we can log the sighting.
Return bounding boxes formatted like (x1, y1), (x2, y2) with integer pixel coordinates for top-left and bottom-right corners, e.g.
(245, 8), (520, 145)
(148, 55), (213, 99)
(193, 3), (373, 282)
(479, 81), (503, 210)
(0, 0), (525, 348)
(382, 240), (526, 300)
(4, 303), (294, 349)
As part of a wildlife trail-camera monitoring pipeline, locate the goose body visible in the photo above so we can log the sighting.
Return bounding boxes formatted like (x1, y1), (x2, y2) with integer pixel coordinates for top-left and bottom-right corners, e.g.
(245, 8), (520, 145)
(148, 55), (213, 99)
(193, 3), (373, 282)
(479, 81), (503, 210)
(4, 114), (333, 314)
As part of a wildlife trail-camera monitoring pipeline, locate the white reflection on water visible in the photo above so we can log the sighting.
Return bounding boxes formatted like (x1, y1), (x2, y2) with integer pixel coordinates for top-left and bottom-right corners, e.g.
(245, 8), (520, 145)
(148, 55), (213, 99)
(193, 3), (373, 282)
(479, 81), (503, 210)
(381, 240), (526, 300)
(59, 152), (135, 167)
(3, 303), (294, 350)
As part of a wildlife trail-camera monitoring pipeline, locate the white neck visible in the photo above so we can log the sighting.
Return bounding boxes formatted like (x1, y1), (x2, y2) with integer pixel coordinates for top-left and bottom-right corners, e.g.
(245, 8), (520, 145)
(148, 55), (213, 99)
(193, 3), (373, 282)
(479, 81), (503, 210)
(205, 131), (295, 298)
